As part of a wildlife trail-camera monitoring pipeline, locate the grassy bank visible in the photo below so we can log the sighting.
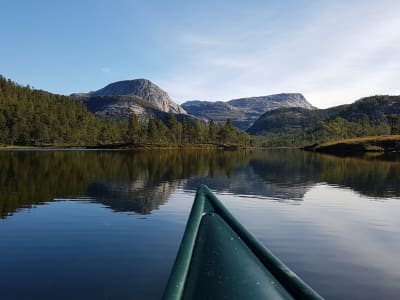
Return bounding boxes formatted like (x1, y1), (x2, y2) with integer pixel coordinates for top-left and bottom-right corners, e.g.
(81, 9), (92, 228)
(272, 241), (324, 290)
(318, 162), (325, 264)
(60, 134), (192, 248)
(303, 135), (400, 153)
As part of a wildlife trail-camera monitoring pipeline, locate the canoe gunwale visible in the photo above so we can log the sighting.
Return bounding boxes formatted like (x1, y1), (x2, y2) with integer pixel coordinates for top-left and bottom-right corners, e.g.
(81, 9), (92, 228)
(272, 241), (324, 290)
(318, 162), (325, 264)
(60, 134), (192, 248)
(162, 185), (324, 300)
(161, 186), (207, 299)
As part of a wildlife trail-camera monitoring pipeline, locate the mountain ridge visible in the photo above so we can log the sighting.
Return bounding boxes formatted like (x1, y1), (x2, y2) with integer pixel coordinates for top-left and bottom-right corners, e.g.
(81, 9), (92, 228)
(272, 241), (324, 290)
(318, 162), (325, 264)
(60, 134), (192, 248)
(182, 93), (315, 129)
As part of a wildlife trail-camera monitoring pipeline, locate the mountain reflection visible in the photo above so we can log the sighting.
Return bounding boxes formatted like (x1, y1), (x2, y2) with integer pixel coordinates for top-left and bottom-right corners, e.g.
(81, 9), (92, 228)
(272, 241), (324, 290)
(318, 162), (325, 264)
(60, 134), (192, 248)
(184, 166), (310, 201)
(0, 149), (399, 218)
(87, 180), (183, 214)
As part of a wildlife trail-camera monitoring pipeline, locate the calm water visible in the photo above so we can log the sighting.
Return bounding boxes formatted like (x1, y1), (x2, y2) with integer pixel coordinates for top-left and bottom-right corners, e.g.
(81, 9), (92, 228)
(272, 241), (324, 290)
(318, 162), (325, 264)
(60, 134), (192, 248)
(0, 149), (399, 299)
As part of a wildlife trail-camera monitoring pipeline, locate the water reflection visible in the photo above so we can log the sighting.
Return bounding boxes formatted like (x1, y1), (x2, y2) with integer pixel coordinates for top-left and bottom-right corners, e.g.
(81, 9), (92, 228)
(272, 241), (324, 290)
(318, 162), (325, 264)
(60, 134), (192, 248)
(0, 150), (249, 218)
(184, 166), (310, 201)
(249, 151), (400, 198)
(0, 149), (399, 219)
(87, 180), (183, 214)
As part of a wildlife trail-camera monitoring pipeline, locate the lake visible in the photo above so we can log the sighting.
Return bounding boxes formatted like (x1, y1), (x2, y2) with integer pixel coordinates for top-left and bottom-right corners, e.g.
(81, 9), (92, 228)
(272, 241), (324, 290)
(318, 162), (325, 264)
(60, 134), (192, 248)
(0, 149), (399, 299)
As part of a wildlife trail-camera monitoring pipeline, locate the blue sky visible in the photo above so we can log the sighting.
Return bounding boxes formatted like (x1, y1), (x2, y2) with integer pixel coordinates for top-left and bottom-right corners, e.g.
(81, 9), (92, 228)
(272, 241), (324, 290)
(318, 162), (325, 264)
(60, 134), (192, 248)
(1, 0), (399, 108)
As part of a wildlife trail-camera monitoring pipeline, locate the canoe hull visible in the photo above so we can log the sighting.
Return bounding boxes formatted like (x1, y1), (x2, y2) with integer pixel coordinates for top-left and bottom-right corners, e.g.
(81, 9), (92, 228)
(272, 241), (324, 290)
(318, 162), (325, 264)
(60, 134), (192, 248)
(162, 185), (324, 300)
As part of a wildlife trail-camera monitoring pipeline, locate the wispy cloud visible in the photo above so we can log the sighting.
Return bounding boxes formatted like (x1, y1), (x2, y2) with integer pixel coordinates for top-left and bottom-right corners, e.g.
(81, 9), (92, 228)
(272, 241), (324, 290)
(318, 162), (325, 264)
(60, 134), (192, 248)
(181, 34), (225, 47)
(100, 67), (111, 73)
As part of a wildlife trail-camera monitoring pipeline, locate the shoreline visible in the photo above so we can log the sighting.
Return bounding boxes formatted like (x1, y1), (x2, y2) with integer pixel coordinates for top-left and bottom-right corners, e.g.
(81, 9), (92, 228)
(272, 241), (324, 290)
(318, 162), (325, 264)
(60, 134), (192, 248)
(303, 135), (400, 154)
(0, 143), (257, 151)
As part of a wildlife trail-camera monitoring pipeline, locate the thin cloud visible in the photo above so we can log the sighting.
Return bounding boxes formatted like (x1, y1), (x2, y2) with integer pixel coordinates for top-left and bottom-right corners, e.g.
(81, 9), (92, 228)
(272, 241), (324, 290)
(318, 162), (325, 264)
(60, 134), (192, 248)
(160, 2), (400, 108)
(181, 34), (225, 47)
(100, 67), (111, 73)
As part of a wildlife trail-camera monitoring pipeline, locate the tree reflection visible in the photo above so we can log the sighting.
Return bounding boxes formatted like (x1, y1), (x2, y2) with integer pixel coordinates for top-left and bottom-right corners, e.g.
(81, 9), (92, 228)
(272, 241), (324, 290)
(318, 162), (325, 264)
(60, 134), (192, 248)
(0, 150), (251, 218)
(0, 149), (399, 219)
(249, 150), (400, 198)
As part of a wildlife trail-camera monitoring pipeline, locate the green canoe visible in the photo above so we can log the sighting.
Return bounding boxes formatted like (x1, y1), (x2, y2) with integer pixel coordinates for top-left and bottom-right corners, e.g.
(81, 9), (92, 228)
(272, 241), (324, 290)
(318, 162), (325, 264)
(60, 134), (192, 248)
(163, 185), (324, 300)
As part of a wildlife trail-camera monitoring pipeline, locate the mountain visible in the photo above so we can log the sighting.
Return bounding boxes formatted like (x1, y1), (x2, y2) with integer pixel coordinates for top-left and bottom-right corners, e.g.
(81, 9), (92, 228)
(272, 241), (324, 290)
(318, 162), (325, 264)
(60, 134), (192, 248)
(182, 93), (314, 130)
(82, 94), (195, 124)
(248, 95), (400, 136)
(72, 79), (187, 117)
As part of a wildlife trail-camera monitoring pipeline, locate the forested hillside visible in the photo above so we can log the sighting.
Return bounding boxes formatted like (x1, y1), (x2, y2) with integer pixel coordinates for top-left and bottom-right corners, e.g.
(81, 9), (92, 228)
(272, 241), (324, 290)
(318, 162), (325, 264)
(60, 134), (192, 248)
(0, 76), (126, 145)
(0, 76), (250, 147)
(248, 95), (400, 146)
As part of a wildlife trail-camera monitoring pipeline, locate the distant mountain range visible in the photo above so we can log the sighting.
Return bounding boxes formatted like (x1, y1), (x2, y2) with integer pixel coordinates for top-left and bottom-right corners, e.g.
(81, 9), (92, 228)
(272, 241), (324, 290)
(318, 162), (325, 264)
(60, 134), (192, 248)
(69, 79), (400, 137)
(72, 79), (315, 129)
(182, 93), (315, 130)
(3, 73), (399, 141)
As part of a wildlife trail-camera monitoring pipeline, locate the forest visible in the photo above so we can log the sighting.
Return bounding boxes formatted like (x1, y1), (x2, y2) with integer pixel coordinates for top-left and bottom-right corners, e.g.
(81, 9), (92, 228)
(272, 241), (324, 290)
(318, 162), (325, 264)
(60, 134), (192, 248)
(247, 94), (400, 147)
(260, 116), (394, 147)
(0, 76), (251, 147)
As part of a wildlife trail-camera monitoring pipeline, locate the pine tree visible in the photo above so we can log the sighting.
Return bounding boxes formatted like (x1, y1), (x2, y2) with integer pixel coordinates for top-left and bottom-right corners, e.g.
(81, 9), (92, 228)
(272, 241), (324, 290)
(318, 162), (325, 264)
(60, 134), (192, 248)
(127, 114), (141, 143)
(208, 120), (217, 143)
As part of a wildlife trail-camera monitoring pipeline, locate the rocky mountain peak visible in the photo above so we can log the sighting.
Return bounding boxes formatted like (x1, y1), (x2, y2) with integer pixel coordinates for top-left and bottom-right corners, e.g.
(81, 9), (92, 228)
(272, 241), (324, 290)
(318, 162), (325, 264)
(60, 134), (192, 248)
(88, 79), (186, 114)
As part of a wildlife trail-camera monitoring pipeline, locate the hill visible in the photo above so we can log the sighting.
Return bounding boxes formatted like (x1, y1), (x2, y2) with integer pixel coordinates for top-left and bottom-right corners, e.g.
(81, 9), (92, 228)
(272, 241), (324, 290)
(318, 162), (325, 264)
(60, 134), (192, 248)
(248, 95), (400, 146)
(0, 75), (125, 146)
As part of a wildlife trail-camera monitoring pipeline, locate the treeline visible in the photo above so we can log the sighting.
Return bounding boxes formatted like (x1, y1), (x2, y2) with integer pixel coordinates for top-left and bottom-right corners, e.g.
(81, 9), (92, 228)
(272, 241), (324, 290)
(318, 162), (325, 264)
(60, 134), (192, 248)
(261, 115), (395, 147)
(0, 76), (251, 147)
(127, 114), (251, 145)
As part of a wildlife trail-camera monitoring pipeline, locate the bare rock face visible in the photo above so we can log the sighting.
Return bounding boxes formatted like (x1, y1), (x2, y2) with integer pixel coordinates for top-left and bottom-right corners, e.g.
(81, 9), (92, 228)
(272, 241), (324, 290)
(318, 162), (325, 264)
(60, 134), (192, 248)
(228, 93), (315, 113)
(82, 95), (148, 119)
(89, 79), (186, 114)
(181, 100), (245, 120)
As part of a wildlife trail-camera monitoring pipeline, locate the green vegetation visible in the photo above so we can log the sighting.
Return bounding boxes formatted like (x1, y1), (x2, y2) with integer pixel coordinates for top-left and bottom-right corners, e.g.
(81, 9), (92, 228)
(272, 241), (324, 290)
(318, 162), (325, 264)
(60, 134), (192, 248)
(125, 113), (251, 147)
(259, 116), (391, 147)
(4, 74), (399, 150)
(0, 75), (126, 146)
(303, 135), (400, 153)
(0, 76), (251, 147)
(250, 95), (400, 147)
